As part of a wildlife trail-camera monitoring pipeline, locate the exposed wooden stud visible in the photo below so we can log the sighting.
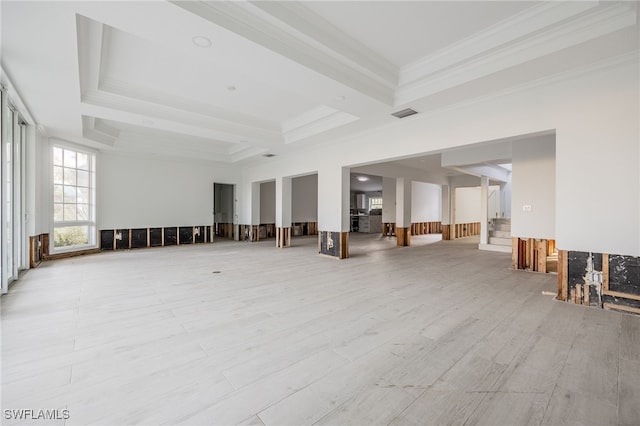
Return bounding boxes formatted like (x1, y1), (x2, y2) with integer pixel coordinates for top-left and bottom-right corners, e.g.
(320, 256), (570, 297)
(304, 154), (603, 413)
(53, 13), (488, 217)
(576, 284), (582, 305)
(602, 254), (609, 292)
(396, 227), (410, 246)
(603, 290), (640, 302)
(584, 283), (590, 306)
(511, 237), (519, 270)
(339, 232), (349, 259)
(537, 239), (547, 273)
(603, 303), (640, 315)
(561, 250), (568, 301)
(557, 250), (564, 300)
(147, 228), (151, 248)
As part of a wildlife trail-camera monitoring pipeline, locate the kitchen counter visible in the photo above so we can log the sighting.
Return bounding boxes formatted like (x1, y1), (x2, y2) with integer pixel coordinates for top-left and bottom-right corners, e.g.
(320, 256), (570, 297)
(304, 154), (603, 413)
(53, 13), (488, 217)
(357, 215), (382, 233)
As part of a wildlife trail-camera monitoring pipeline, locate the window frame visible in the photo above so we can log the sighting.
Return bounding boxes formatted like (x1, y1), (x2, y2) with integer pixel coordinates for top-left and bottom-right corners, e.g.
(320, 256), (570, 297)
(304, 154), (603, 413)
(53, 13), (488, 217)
(50, 141), (97, 253)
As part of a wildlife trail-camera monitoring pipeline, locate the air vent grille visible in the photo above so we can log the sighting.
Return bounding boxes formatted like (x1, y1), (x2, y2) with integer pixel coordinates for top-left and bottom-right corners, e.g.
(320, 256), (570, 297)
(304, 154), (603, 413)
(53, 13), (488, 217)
(391, 108), (418, 119)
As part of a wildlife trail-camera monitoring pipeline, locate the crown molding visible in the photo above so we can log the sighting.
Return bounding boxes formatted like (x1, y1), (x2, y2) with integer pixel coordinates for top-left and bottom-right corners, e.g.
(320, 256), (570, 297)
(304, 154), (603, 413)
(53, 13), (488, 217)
(391, 50), (640, 143)
(400, 1), (599, 85)
(98, 76), (279, 134)
(396, 2), (637, 106)
(169, 0), (395, 105)
(230, 146), (269, 163)
(77, 13), (282, 155)
(81, 116), (116, 146)
(250, 1), (397, 84)
(282, 106), (359, 144)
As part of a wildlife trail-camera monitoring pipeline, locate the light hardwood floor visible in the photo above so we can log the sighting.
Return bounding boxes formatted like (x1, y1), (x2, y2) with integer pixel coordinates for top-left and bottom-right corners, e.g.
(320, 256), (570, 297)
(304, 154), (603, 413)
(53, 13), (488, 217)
(2, 234), (639, 425)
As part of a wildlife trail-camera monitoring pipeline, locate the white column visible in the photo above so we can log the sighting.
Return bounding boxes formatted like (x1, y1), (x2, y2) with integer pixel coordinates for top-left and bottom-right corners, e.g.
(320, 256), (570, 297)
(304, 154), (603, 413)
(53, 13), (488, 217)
(441, 184), (450, 225)
(382, 177), (396, 224)
(250, 182), (260, 226)
(396, 177), (412, 228)
(275, 176), (292, 229)
(480, 176), (489, 245)
(501, 177), (512, 218)
(317, 166), (350, 233)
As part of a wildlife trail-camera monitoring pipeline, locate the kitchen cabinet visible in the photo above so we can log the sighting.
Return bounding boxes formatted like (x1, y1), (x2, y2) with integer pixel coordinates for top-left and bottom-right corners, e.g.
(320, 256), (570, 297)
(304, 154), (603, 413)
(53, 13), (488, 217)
(358, 216), (370, 233)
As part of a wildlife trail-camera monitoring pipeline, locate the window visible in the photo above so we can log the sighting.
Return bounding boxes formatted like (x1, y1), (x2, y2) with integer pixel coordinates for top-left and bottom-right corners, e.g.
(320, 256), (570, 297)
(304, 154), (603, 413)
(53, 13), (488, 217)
(369, 197), (383, 210)
(1, 89), (28, 294)
(52, 145), (96, 250)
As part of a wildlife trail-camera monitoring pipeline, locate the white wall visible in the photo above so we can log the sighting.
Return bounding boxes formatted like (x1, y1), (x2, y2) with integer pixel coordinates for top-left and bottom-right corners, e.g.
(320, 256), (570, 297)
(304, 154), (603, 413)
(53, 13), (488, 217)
(237, 59), (638, 255)
(215, 183), (234, 224)
(260, 180), (275, 224)
(33, 130), (50, 235)
(455, 187), (481, 223)
(292, 174), (317, 222)
(488, 185), (502, 219)
(98, 152), (239, 229)
(411, 181), (441, 222)
(382, 177), (396, 222)
(511, 135), (556, 239)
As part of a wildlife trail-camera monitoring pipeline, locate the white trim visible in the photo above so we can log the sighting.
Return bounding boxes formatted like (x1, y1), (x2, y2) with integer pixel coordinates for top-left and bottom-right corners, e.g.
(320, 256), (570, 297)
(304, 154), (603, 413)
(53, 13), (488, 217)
(396, 2), (637, 106)
(50, 142), (98, 254)
(169, 0), (395, 105)
(399, 1), (599, 85)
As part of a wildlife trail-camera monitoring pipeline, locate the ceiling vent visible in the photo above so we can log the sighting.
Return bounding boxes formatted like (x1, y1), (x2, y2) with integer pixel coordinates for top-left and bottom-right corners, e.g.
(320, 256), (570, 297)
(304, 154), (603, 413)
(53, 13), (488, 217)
(262, 153), (275, 158)
(391, 108), (418, 119)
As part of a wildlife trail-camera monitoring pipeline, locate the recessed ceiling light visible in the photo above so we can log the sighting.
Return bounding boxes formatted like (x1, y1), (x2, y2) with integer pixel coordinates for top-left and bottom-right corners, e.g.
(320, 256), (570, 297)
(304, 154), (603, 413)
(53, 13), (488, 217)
(192, 36), (212, 48)
(356, 176), (369, 182)
(226, 85), (236, 91)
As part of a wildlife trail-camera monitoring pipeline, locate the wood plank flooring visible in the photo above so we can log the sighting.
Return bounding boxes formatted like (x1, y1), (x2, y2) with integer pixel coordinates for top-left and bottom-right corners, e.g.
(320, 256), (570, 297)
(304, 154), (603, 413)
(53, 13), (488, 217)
(2, 234), (638, 425)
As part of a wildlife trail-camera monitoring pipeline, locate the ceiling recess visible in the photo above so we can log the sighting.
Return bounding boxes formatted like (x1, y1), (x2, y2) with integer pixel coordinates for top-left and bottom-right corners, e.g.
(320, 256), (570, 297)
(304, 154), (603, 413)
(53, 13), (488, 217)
(262, 153), (275, 158)
(391, 108), (418, 119)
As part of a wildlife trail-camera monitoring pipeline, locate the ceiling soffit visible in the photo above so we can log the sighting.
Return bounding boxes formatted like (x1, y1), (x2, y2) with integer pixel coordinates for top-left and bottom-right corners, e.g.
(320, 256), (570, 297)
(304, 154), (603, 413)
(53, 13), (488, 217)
(170, 0), (397, 105)
(64, 1), (638, 162)
(395, 1), (637, 105)
(171, 1), (637, 110)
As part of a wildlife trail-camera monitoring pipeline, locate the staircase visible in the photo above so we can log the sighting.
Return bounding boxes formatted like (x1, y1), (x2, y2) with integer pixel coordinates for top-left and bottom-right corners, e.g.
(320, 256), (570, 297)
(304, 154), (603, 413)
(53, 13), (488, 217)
(489, 218), (511, 248)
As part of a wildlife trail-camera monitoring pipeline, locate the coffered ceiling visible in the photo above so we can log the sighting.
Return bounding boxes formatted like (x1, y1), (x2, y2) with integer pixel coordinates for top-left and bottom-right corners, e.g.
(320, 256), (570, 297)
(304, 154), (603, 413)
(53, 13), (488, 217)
(1, 1), (638, 164)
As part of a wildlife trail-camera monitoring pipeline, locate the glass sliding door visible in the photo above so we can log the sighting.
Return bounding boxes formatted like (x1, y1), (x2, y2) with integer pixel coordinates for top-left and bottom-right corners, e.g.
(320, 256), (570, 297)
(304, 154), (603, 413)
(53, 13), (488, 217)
(1, 87), (28, 295)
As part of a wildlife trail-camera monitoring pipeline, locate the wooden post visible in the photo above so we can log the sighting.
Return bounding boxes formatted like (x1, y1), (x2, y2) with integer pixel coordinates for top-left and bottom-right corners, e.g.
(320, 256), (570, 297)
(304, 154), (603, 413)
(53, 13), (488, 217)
(511, 237), (519, 270)
(339, 232), (349, 259)
(537, 239), (547, 273)
(602, 254), (609, 292)
(397, 227), (410, 246)
(557, 250), (564, 300)
(561, 250), (568, 301)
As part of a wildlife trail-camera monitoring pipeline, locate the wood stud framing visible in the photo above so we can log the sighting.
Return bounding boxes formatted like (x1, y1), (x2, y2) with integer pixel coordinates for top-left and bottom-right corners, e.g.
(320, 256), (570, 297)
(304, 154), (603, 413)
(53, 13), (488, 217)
(396, 227), (410, 247)
(275, 227), (292, 248)
(557, 250), (640, 315)
(512, 237), (557, 274)
(99, 226), (213, 251)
